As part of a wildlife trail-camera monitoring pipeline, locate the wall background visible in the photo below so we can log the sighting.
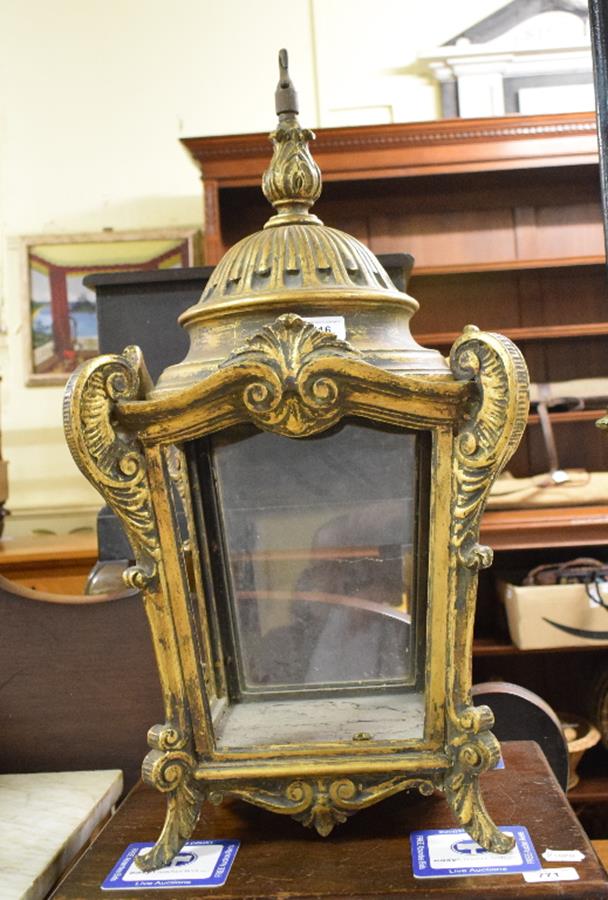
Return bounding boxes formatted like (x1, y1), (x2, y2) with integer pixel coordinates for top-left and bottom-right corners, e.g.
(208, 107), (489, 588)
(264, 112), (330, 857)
(0, 0), (505, 534)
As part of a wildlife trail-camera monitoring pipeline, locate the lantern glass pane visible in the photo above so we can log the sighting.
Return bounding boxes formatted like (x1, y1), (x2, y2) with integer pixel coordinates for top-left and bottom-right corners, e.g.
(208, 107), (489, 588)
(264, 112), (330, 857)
(189, 419), (429, 746)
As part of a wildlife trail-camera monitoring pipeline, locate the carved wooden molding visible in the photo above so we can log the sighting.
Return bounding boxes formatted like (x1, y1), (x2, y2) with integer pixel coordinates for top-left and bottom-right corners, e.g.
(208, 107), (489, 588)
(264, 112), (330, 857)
(63, 346), (159, 574)
(64, 316), (528, 870)
(220, 314), (362, 437)
(182, 111), (598, 179)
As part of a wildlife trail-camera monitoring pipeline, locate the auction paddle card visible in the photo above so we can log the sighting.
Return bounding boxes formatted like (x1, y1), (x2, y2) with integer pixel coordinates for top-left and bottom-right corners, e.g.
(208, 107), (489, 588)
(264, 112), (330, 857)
(411, 825), (540, 878)
(101, 840), (239, 890)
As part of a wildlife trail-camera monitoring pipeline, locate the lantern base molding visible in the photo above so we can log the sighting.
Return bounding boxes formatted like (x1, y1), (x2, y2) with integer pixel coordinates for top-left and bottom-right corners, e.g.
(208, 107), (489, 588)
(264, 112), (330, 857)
(135, 721), (513, 871)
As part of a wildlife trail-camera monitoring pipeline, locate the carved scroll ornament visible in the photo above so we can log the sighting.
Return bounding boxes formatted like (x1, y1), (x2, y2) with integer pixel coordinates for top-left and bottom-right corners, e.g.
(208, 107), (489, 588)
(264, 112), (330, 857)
(222, 774), (435, 838)
(63, 346), (159, 580)
(220, 313), (362, 437)
(450, 325), (529, 572)
(440, 326), (528, 854)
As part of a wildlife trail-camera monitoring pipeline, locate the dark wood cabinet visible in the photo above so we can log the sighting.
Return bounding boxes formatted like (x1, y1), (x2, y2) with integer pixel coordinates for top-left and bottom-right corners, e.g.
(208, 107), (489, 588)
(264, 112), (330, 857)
(182, 111), (608, 824)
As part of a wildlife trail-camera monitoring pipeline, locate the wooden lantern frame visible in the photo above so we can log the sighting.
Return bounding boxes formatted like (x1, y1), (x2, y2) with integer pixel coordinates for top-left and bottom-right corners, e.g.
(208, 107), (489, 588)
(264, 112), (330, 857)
(64, 312), (527, 870)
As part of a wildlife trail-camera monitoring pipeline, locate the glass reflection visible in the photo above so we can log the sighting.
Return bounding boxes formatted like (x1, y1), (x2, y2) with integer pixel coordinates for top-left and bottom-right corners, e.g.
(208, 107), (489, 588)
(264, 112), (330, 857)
(195, 420), (428, 698)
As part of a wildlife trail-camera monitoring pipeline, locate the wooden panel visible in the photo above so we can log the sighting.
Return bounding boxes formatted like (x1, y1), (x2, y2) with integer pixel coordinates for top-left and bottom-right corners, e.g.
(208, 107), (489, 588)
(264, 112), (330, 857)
(531, 202), (606, 260)
(524, 419), (608, 474)
(411, 271), (522, 334)
(370, 208), (517, 268)
(0, 577), (161, 790)
(410, 267), (608, 363)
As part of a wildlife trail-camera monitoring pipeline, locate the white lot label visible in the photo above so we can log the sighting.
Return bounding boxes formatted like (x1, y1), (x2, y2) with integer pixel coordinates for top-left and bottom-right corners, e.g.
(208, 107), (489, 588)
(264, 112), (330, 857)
(542, 848), (585, 862)
(303, 316), (346, 340)
(523, 867), (579, 883)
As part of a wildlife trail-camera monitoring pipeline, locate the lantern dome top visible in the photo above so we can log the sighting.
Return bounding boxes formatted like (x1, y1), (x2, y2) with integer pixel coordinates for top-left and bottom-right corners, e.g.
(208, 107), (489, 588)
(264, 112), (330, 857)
(180, 49), (407, 323)
(152, 51), (449, 396)
(198, 222), (401, 308)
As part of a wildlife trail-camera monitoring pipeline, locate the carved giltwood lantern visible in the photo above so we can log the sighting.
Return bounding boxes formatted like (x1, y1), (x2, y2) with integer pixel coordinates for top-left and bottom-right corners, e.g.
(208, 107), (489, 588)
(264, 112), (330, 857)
(64, 52), (528, 871)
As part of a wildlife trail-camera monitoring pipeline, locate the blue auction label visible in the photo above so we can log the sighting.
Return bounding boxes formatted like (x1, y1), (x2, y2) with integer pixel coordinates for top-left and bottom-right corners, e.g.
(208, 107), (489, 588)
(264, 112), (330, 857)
(411, 825), (540, 879)
(101, 840), (239, 890)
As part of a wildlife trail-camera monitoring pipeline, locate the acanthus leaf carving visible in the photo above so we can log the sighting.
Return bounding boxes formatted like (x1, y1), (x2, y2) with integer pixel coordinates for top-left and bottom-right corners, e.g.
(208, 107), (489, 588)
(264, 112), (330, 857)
(227, 774), (436, 837)
(220, 313), (362, 437)
(137, 744), (202, 871)
(63, 346), (159, 569)
(444, 732), (515, 853)
(450, 326), (529, 570)
(262, 118), (322, 213)
(440, 325), (528, 853)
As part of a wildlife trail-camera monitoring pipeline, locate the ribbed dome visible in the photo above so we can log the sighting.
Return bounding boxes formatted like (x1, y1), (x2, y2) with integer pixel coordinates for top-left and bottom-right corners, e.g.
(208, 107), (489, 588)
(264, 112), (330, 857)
(194, 221), (411, 310)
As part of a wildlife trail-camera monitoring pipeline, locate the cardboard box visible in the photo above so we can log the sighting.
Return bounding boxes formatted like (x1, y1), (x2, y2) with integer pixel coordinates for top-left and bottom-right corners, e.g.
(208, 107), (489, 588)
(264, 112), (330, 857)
(499, 580), (608, 650)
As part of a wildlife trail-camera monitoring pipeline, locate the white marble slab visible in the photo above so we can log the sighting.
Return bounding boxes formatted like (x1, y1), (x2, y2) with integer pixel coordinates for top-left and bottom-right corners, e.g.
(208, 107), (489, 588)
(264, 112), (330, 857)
(0, 769), (122, 900)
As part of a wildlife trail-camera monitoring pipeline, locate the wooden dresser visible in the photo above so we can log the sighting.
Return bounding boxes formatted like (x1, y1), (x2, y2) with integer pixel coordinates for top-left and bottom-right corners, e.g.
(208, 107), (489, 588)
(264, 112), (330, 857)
(182, 111), (608, 830)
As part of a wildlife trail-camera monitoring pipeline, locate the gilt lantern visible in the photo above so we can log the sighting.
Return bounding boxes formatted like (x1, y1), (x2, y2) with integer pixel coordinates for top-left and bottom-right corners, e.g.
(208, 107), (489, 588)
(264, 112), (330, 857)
(64, 51), (528, 871)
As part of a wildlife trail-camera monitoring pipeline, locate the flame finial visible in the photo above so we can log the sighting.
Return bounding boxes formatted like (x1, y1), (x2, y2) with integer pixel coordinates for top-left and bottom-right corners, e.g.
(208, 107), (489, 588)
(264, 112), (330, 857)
(262, 49), (322, 227)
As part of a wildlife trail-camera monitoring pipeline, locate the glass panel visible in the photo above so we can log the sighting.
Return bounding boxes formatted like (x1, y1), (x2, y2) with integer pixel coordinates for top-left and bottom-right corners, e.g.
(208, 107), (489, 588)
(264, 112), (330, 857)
(195, 420), (428, 709)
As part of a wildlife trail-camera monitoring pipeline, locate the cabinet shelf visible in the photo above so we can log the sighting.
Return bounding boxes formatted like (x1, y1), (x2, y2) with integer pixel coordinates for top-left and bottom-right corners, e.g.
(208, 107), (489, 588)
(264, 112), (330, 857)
(473, 636), (608, 657)
(480, 505), (608, 550)
(415, 322), (608, 348)
(412, 254), (606, 277)
(527, 408), (603, 425)
(569, 774), (608, 805)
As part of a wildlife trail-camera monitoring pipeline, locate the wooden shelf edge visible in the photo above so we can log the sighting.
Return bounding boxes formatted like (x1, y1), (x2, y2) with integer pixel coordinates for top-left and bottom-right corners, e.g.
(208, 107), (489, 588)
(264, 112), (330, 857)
(0, 532), (98, 566)
(411, 254), (606, 277)
(527, 409), (603, 425)
(182, 111), (599, 187)
(481, 504), (608, 550)
(569, 775), (608, 804)
(415, 322), (608, 347)
(473, 637), (608, 656)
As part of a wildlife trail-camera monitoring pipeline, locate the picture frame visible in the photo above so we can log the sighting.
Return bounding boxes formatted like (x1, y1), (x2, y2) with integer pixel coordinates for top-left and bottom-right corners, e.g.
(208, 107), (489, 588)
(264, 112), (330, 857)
(21, 228), (201, 386)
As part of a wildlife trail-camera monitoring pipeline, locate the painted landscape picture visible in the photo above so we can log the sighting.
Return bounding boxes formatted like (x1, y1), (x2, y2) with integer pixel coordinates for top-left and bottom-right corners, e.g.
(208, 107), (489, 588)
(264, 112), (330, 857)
(26, 232), (196, 384)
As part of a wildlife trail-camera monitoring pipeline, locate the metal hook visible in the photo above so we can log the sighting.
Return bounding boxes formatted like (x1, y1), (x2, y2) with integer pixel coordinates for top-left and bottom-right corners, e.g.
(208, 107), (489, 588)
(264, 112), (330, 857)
(275, 48), (299, 116)
(279, 49), (289, 87)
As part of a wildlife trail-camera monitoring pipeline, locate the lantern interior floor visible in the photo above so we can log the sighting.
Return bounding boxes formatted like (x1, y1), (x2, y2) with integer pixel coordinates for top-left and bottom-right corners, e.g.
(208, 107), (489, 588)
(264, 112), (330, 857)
(213, 689), (425, 747)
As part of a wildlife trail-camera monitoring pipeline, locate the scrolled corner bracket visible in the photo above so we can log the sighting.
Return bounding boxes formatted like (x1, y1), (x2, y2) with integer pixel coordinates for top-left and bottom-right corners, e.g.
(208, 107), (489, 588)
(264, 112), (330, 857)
(460, 541), (493, 572)
(123, 564), (155, 590)
(450, 326), (529, 560)
(457, 703), (495, 736)
(147, 722), (189, 752)
(444, 733), (515, 854)
(137, 747), (203, 872)
(221, 313), (362, 437)
(63, 346), (159, 565)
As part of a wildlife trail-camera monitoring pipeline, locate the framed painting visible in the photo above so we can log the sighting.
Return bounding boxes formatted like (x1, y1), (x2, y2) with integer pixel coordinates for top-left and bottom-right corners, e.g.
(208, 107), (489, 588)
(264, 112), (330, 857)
(22, 228), (201, 385)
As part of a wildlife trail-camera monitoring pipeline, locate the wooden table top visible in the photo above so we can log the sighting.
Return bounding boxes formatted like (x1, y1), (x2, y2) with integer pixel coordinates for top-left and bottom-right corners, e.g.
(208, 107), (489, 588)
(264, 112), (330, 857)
(0, 532), (97, 566)
(51, 741), (608, 899)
